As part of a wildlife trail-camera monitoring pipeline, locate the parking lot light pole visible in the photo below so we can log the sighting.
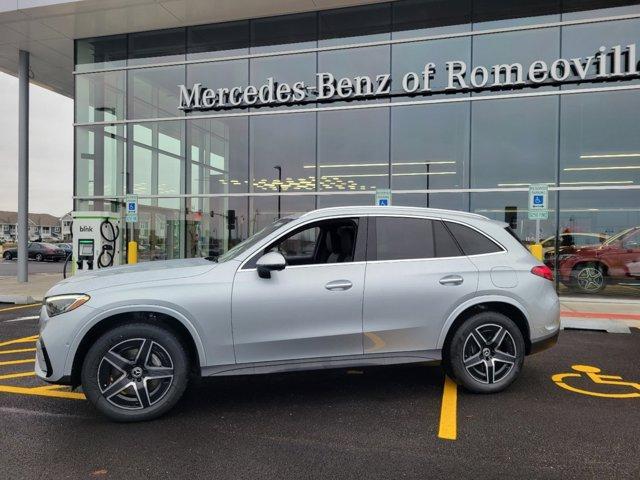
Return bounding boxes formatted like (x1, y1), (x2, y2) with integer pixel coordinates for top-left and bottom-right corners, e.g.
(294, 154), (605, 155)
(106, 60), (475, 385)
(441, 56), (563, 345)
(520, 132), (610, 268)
(17, 50), (29, 283)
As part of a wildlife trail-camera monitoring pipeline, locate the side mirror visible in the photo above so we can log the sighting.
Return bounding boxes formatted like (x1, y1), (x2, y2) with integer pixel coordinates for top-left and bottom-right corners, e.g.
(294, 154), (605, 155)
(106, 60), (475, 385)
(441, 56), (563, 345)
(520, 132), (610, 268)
(256, 251), (286, 279)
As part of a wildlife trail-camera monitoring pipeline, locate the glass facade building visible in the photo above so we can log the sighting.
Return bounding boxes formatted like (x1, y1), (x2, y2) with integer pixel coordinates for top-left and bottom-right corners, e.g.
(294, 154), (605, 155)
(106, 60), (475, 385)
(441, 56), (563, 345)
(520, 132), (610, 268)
(74, 0), (640, 297)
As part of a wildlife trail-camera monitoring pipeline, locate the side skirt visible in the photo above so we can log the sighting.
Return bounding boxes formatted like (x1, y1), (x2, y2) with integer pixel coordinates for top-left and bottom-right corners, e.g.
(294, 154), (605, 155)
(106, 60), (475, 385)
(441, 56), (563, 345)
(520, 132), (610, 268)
(201, 350), (442, 377)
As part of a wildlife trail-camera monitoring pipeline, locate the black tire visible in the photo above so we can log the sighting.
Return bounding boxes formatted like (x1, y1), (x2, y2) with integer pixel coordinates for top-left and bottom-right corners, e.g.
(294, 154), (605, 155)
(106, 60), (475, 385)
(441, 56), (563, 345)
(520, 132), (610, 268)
(3, 251), (12, 260)
(35, 253), (44, 262)
(571, 262), (606, 294)
(445, 312), (525, 394)
(81, 323), (190, 422)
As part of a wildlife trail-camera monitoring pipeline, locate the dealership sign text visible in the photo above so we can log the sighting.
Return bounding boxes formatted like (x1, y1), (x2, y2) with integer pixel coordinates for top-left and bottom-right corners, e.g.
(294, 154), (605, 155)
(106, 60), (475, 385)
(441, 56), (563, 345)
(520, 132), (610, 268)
(178, 44), (637, 111)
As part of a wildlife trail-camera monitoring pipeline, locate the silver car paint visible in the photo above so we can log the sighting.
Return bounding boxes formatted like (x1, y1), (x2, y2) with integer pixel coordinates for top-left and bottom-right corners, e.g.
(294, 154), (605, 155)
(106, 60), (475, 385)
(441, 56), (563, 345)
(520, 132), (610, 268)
(36, 206), (560, 383)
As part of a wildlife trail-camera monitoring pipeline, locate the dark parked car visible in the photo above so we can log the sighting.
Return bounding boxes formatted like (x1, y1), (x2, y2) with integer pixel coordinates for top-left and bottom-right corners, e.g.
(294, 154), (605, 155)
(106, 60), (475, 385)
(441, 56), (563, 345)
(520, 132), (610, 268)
(2, 242), (67, 262)
(57, 243), (72, 255)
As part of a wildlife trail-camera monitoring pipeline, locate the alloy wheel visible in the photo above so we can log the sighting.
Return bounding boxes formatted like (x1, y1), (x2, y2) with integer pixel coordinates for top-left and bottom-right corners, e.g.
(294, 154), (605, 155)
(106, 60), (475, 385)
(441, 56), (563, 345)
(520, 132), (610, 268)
(97, 338), (174, 410)
(576, 266), (604, 293)
(462, 323), (517, 384)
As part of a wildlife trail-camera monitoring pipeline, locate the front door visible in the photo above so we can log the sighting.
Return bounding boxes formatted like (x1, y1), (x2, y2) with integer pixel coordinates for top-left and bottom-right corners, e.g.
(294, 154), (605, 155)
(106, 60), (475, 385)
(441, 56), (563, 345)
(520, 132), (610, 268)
(232, 217), (366, 363)
(363, 216), (479, 354)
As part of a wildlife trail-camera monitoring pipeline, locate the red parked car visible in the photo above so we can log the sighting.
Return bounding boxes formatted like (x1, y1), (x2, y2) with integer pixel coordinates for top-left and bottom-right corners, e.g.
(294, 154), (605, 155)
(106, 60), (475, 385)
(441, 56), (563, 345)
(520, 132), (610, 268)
(557, 227), (640, 294)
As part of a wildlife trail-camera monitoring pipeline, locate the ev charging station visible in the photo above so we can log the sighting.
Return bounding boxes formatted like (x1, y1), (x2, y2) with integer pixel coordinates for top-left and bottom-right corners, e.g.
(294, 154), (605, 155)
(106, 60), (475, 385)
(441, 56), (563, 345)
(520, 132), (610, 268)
(69, 211), (123, 274)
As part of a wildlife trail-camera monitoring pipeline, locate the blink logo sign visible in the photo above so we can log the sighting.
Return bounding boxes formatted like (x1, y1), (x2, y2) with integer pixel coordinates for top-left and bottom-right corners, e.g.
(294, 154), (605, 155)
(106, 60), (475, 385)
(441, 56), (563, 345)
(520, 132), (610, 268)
(178, 44), (638, 111)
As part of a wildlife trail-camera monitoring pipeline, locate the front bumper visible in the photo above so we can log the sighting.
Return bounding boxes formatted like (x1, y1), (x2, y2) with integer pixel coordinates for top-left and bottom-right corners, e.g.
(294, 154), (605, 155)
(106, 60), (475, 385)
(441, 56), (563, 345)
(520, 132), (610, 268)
(35, 304), (93, 384)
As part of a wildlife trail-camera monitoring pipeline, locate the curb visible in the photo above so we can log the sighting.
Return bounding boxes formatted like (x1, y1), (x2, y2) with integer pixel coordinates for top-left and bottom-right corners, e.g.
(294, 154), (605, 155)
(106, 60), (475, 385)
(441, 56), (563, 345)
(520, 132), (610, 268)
(560, 317), (631, 334)
(0, 295), (37, 305)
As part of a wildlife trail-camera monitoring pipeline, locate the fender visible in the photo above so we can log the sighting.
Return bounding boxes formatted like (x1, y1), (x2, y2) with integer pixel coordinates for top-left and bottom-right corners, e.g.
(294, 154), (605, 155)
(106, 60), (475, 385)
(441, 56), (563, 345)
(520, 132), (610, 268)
(63, 302), (207, 377)
(436, 294), (531, 349)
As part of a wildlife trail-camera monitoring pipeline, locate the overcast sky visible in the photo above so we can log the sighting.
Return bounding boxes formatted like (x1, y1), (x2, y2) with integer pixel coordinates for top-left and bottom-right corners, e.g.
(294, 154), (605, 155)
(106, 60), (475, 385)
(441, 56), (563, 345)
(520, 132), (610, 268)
(0, 71), (73, 218)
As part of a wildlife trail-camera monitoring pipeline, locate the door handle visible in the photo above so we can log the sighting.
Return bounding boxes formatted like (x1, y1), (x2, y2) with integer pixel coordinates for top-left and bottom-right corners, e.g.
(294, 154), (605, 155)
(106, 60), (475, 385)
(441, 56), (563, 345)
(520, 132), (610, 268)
(325, 280), (353, 291)
(439, 275), (464, 286)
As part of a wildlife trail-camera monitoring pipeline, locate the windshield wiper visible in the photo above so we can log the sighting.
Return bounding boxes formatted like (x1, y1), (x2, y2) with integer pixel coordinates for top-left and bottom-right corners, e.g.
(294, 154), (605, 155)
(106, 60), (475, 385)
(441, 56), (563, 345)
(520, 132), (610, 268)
(204, 256), (218, 262)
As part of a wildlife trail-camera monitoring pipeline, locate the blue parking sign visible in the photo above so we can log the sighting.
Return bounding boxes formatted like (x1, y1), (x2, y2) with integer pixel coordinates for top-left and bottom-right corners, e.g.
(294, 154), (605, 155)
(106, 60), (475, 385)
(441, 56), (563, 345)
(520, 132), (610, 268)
(533, 194), (543, 205)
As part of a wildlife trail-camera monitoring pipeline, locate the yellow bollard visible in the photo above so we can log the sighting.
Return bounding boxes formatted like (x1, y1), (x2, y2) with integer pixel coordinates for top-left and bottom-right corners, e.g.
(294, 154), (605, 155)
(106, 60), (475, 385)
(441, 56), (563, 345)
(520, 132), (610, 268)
(529, 243), (543, 261)
(127, 241), (138, 264)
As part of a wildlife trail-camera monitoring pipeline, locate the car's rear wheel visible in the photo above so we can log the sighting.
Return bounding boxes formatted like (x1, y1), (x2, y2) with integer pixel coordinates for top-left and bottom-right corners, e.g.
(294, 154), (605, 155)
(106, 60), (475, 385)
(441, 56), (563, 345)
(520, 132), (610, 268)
(3, 251), (12, 260)
(571, 263), (606, 294)
(445, 312), (525, 393)
(81, 323), (189, 422)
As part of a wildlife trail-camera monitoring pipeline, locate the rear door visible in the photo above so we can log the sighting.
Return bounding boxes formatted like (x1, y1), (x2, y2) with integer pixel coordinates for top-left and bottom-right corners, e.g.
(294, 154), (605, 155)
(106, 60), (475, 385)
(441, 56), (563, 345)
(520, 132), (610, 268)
(362, 216), (478, 354)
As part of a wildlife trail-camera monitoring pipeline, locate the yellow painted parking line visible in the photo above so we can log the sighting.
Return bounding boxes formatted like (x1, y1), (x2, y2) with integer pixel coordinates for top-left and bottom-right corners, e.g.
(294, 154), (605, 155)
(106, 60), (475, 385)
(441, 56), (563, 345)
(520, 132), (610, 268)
(0, 384), (85, 400)
(0, 371), (35, 381)
(0, 348), (36, 355)
(0, 303), (40, 313)
(0, 335), (38, 348)
(0, 359), (35, 366)
(438, 376), (458, 441)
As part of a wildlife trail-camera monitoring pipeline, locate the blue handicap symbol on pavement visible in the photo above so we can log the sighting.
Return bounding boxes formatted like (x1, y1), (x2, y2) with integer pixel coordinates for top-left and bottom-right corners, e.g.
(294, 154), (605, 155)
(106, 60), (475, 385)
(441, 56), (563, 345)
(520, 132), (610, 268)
(533, 195), (544, 205)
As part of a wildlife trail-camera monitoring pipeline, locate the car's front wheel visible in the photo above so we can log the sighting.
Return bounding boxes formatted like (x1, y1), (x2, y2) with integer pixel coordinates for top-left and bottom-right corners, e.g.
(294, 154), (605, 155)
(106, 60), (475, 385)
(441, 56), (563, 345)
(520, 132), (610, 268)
(35, 253), (44, 262)
(81, 323), (189, 422)
(445, 312), (525, 393)
(3, 251), (12, 260)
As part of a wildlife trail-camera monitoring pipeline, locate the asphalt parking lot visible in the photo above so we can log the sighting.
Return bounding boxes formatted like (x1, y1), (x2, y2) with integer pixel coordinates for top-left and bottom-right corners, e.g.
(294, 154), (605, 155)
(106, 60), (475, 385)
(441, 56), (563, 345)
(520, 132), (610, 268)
(0, 258), (64, 276)
(0, 304), (638, 479)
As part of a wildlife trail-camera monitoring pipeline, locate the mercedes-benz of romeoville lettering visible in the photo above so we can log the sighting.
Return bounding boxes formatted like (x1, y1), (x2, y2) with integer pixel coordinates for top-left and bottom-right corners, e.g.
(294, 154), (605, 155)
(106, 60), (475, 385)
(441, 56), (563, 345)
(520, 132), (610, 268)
(36, 207), (560, 422)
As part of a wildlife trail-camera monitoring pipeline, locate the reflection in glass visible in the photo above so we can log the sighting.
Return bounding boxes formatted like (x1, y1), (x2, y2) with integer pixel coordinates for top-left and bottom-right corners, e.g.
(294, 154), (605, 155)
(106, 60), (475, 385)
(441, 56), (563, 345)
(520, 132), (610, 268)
(186, 197), (248, 258)
(134, 201), (185, 262)
(75, 35), (127, 72)
(251, 196), (316, 234)
(187, 21), (249, 60)
(471, 191), (557, 243)
(75, 125), (126, 211)
(471, 96), (558, 188)
(472, 27), (560, 96)
(187, 117), (249, 195)
(186, 60), (248, 114)
(556, 190), (640, 298)
(318, 109), (390, 192)
(75, 71), (125, 123)
(129, 121), (185, 207)
(391, 36), (471, 98)
(128, 66), (185, 119)
(250, 113), (316, 194)
(560, 18), (640, 90)
(391, 103), (469, 191)
(128, 28), (185, 66)
(560, 90), (640, 188)
(250, 53), (316, 110)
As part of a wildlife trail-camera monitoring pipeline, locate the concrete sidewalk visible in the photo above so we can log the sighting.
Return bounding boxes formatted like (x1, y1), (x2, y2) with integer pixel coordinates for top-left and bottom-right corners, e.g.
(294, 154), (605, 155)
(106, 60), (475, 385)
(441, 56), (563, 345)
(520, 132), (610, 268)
(0, 273), (62, 304)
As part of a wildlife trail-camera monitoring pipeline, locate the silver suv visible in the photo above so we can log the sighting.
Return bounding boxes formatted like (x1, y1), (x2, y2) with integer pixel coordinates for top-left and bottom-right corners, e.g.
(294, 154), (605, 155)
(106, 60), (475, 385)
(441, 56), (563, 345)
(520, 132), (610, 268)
(36, 207), (560, 421)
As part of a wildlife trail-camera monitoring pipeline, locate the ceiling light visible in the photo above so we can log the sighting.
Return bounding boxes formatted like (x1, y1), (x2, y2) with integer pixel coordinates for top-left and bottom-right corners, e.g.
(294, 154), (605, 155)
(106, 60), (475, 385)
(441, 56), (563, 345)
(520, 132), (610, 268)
(564, 166), (640, 171)
(580, 153), (640, 159)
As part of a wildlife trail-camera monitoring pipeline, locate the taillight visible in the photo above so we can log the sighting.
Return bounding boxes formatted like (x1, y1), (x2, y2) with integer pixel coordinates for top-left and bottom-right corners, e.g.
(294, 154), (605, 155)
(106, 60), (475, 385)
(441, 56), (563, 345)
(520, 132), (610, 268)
(531, 265), (554, 281)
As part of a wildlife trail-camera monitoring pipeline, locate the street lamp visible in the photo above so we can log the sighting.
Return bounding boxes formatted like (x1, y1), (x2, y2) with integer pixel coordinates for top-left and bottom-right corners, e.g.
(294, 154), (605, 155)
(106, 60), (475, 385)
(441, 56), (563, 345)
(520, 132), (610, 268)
(274, 165), (282, 219)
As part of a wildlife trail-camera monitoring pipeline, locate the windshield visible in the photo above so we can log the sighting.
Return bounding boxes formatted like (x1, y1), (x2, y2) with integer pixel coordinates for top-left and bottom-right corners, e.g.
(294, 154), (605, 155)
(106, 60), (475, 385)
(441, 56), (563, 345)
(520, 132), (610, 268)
(215, 217), (294, 263)
(603, 227), (637, 246)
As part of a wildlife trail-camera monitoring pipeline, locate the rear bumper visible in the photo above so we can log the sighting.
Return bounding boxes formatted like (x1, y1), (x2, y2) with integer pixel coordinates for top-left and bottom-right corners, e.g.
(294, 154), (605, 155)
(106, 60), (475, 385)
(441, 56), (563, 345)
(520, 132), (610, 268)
(529, 330), (560, 355)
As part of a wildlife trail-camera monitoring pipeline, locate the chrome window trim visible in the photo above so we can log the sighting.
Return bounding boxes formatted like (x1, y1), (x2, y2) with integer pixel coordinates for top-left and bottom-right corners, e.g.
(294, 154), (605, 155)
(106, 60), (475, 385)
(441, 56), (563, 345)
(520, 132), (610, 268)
(73, 11), (640, 75)
(74, 83), (640, 127)
(237, 212), (506, 270)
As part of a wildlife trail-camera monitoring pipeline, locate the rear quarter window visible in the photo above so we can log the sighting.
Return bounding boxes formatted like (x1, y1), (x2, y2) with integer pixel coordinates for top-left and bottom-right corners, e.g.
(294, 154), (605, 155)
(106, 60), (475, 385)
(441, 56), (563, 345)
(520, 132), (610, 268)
(444, 221), (503, 256)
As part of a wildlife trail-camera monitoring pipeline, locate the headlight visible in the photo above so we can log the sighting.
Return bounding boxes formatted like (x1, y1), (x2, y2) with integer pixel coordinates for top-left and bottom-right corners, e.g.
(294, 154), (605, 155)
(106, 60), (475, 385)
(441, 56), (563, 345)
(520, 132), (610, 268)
(45, 294), (90, 317)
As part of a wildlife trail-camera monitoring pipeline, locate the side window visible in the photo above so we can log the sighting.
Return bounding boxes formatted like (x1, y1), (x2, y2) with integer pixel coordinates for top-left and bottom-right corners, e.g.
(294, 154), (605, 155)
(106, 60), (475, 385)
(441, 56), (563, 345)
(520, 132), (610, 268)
(433, 221), (463, 258)
(622, 230), (640, 249)
(374, 217), (434, 261)
(445, 221), (503, 256)
(244, 218), (360, 268)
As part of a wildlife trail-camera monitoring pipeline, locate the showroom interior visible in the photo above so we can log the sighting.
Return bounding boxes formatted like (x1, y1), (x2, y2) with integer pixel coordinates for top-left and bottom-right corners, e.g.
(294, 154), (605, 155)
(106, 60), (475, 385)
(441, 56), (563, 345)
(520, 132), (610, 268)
(71, 0), (640, 297)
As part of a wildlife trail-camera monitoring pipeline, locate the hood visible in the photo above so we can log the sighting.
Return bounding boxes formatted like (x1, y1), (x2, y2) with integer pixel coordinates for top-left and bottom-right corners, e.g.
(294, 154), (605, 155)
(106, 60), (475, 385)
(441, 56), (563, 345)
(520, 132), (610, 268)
(46, 258), (217, 296)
